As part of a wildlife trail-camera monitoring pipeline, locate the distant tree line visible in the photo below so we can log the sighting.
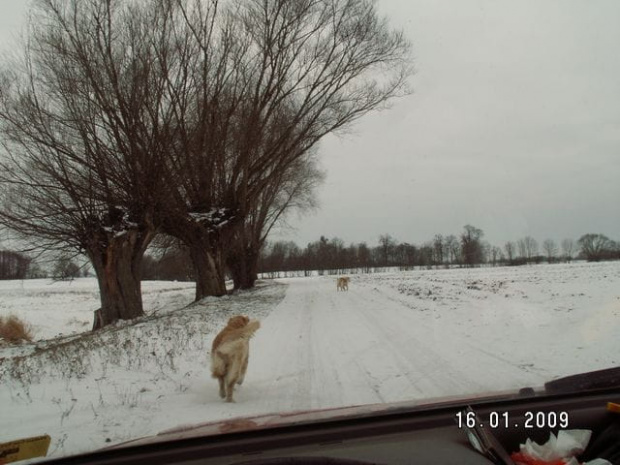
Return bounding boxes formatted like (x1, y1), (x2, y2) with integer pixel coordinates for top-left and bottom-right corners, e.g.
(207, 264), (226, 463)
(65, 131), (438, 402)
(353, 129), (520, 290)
(52, 255), (83, 281)
(0, 249), (86, 280)
(0, 250), (31, 280)
(141, 237), (194, 282)
(257, 228), (620, 276)
(2, 230), (617, 281)
(0, 250), (49, 279)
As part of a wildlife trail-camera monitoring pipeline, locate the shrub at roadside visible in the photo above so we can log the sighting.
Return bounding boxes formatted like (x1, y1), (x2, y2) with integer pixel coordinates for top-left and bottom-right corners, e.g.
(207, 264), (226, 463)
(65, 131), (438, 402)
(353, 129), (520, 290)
(0, 314), (34, 344)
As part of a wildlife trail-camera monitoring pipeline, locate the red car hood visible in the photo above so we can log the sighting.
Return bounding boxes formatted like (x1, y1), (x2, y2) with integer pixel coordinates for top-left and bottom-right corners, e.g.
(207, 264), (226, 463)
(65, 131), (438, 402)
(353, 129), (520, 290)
(109, 388), (524, 450)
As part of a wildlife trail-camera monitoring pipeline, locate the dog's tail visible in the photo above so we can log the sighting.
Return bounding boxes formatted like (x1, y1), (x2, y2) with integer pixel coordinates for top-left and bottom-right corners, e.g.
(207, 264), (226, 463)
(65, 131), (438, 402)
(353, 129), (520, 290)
(239, 320), (260, 339)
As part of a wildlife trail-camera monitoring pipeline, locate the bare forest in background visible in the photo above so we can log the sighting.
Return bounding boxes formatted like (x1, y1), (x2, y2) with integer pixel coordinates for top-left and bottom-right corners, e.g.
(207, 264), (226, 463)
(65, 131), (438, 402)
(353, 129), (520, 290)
(257, 229), (620, 278)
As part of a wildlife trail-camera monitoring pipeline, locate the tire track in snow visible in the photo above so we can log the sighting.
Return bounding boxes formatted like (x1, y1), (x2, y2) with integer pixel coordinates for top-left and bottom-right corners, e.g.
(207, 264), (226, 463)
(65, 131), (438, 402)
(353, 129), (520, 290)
(246, 279), (348, 411)
(363, 284), (550, 378)
(343, 285), (489, 398)
(247, 277), (395, 410)
(350, 282), (546, 394)
(245, 276), (545, 414)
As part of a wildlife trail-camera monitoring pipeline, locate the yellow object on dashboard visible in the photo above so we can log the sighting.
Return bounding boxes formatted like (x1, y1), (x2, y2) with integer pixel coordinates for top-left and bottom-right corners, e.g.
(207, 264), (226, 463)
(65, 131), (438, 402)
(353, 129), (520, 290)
(0, 435), (51, 464)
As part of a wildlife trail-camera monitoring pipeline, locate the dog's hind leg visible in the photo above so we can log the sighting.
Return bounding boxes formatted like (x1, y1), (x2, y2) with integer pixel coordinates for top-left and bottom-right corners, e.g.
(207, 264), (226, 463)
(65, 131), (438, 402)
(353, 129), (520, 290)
(237, 353), (249, 385)
(225, 379), (236, 402)
(217, 376), (226, 398)
(224, 353), (243, 402)
(225, 370), (238, 402)
(213, 352), (229, 398)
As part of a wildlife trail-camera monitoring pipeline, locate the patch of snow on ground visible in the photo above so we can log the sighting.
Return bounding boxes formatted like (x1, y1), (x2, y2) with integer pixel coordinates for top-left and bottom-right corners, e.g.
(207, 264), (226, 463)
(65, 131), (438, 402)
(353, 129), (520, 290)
(0, 278), (197, 341)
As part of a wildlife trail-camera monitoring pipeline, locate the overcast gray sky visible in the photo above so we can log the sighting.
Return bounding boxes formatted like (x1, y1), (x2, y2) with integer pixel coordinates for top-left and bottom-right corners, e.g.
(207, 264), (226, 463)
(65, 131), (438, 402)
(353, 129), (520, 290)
(1, 1), (618, 249)
(277, 0), (620, 248)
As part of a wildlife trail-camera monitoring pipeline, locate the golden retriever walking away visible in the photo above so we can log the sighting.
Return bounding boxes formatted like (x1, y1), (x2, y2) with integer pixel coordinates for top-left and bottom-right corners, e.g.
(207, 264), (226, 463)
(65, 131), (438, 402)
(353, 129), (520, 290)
(211, 315), (260, 402)
(336, 276), (350, 291)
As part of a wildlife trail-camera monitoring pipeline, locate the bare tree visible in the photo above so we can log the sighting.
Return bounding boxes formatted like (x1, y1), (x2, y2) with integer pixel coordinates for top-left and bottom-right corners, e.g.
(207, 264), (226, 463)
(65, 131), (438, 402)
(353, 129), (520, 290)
(162, 0), (413, 299)
(226, 149), (325, 289)
(444, 235), (460, 265)
(481, 241), (491, 264)
(460, 225), (484, 267)
(515, 236), (539, 264)
(517, 239), (527, 260)
(259, 240), (301, 276)
(378, 234), (397, 267)
(142, 235), (194, 281)
(523, 236), (539, 263)
(490, 246), (502, 266)
(542, 239), (558, 264)
(610, 240), (620, 260)
(578, 234), (612, 261)
(357, 242), (372, 273)
(433, 234), (444, 268)
(0, 0), (177, 327)
(52, 255), (81, 281)
(0, 250), (31, 280)
(504, 241), (515, 264)
(403, 243), (419, 269)
(418, 243), (434, 269)
(561, 238), (575, 262)
(27, 261), (48, 279)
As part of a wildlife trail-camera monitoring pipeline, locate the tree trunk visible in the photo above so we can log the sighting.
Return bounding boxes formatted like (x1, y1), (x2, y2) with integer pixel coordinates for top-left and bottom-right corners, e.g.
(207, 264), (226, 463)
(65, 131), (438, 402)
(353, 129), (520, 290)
(162, 214), (235, 301)
(92, 309), (103, 331)
(228, 246), (259, 290)
(88, 230), (150, 329)
(189, 242), (227, 300)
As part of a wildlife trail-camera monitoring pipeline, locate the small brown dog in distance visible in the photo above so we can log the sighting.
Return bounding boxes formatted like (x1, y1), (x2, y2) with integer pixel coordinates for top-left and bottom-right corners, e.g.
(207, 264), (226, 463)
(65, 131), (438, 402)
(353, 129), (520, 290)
(211, 315), (260, 402)
(336, 276), (350, 291)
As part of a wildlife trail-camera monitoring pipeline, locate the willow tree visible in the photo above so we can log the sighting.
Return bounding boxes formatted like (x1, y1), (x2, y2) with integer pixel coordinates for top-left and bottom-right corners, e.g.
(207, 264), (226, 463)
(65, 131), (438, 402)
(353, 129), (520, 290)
(226, 148), (325, 290)
(164, 0), (413, 299)
(0, 0), (179, 327)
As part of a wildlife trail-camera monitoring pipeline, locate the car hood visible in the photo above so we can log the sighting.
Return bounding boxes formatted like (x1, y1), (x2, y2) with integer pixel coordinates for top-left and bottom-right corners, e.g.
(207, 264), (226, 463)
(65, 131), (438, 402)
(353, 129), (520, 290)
(107, 388), (524, 451)
(103, 366), (620, 452)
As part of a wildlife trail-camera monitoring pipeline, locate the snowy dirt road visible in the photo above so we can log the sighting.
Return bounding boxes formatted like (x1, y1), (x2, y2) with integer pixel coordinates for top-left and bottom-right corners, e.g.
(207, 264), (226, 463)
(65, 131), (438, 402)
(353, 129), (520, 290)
(242, 276), (547, 412)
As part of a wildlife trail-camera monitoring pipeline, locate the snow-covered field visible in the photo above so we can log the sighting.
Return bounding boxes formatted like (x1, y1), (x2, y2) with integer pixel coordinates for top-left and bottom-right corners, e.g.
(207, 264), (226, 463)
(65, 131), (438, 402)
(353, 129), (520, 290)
(1, 261), (619, 461)
(0, 279), (197, 341)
